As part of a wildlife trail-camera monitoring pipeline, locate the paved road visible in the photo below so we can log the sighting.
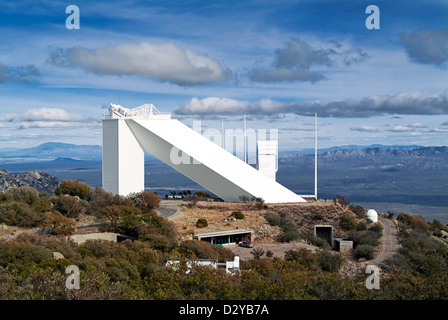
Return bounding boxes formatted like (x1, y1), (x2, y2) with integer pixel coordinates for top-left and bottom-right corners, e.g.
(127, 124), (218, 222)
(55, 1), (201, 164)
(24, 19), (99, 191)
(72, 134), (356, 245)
(156, 199), (184, 219)
(371, 216), (400, 265)
(229, 241), (318, 260)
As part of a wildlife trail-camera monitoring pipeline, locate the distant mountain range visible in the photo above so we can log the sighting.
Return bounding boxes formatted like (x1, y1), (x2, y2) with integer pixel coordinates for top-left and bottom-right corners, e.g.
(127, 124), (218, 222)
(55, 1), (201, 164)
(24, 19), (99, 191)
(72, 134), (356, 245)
(0, 142), (440, 163)
(0, 142), (102, 162)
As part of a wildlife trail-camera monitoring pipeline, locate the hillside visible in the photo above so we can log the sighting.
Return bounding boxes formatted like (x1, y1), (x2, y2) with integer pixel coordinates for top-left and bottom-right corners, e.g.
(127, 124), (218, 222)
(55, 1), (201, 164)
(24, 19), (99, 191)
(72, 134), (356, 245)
(0, 169), (60, 194)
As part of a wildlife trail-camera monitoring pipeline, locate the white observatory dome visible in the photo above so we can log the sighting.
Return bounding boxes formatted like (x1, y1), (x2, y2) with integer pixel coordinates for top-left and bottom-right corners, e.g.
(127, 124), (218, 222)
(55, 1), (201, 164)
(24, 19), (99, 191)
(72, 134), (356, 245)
(367, 209), (378, 223)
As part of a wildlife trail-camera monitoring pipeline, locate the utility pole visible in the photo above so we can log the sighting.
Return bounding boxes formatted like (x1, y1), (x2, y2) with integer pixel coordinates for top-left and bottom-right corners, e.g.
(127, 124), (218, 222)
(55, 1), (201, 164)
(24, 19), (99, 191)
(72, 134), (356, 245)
(314, 113), (318, 200)
(221, 118), (225, 149)
(243, 114), (247, 163)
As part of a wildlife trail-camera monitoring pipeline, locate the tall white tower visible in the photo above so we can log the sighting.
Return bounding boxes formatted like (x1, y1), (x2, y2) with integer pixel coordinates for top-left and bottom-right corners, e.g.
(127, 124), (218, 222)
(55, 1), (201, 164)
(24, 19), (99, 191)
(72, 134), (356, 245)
(256, 140), (278, 181)
(102, 103), (306, 203)
(102, 104), (169, 196)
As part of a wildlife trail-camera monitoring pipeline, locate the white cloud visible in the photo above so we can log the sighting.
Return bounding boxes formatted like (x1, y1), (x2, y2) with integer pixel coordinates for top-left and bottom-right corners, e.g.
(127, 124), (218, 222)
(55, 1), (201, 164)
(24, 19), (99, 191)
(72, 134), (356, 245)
(350, 126), (378, 132)
(176, 90), (448, 118)
(20, 108), (86, 122)
(0, 108), (89, 123)
(389, 125), (415, 132)
(48, 42), (231, 86)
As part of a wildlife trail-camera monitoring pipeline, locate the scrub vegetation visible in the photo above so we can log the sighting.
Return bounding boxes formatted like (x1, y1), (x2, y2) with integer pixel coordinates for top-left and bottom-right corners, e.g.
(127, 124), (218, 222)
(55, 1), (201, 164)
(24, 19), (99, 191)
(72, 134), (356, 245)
(0, 181), (446, 299)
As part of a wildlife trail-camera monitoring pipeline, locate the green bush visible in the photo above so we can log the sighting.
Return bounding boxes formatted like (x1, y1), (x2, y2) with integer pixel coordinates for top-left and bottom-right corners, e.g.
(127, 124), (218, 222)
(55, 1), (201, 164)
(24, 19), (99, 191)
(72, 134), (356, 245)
(264, 213), (281, 227)
(368, 223), (383, 235)
(284, 248), (317, 270)
(0, 202), (46, 227)
(196, 218), (208, 228)
(317, 249), (344, 272)
(44, 211), (76, 235)
(54, 194), (85, 219)
(278, 221), (301, 242)
(231, 211), (245, 219)
(194, 191), (212, 199)
(349, 204), (366, 218)
(178, 240), (234, 260)
(355, 244), (375, 260)
(55, 180), (92, 200)
(340, 213), (358, 230)
(350, 230), (381, 247)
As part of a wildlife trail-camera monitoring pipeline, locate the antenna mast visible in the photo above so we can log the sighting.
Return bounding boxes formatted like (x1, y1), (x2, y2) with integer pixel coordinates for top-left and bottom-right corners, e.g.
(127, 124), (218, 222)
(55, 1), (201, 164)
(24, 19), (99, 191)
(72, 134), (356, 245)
(243, 114), (247, 163)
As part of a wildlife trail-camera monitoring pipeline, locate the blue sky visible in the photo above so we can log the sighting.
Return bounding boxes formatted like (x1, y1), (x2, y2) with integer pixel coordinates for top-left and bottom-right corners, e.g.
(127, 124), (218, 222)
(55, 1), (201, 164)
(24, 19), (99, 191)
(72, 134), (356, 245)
(0, 0), (447, 151)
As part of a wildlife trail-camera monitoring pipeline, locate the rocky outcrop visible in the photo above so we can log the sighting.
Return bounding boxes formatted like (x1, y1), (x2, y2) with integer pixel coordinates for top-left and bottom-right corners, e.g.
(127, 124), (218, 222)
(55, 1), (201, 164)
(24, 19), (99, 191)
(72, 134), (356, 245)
(0, 169), (60, 194)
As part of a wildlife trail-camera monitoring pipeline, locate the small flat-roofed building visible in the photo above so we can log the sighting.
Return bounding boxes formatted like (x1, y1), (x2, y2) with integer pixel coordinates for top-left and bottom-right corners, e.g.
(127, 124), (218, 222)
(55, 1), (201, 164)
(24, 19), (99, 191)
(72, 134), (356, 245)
(193, 229), (253, 246)
(314, 225), (334, 247)
(334, 238), (354, 252)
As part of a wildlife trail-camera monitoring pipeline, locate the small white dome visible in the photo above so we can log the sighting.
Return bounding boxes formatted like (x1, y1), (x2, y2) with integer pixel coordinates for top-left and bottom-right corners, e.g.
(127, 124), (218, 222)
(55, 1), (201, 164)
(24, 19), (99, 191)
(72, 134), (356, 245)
(367, 209), (378, 222)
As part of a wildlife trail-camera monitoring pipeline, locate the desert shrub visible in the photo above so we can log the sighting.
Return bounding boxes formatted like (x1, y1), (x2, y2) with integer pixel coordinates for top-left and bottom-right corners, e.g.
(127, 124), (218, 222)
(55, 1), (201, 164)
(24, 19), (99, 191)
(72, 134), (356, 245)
(397, 212), (429, 230)
(55, 180), (92, 200)
(178, 240), (219, 259)
(284, 248), (317, 270)
(349, 204), (366, 218)
(302, 233), (330, 249)
(196, 219), (208, 228)
(129, 191), (160, 213)
(0, 241), (52, 269)
(194, 191), (212, 199)
(340, 213), (358, 231)
(264, 213), (281, 227)
(350, 230), (381, 247)
(54, 194), (85, 219)
(44, 211), (76, 235)
(231, 211), (244, 219)
(355, 244), (375, 260)
(87, 186), (114, 215)
(316, 249), (344, 272)
(3, 187), (51, 213)
(356, 220), (368, 231)
(334, 194), (350, 207)
(265, 250), (274, 258)
(0, 202), (45, 227)
(368, 223), (383, 235)
(184, 195), (199, 207)
(4, 186), (39, 205)
(278, 221), (301, 243)
(429, 219), (448, 232)
(250, 247), (265, 259)
(254, 197), (265, 210)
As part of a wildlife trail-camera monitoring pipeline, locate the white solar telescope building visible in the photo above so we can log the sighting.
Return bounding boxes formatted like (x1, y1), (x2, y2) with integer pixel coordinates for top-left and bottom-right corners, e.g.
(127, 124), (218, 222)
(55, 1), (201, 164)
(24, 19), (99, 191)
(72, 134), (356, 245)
(102, 103), (306, 203)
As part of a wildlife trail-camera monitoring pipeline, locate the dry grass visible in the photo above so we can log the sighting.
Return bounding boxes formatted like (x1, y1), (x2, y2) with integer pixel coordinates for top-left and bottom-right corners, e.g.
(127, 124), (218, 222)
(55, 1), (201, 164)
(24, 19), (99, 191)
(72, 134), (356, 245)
(171, 200), (354, 243)
(172, 202), (276, 242)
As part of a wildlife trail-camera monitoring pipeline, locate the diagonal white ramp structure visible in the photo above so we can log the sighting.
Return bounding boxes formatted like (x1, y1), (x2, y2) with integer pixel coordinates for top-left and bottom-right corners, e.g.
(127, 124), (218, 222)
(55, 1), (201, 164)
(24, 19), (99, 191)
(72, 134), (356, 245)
(102, 104), (306, 203)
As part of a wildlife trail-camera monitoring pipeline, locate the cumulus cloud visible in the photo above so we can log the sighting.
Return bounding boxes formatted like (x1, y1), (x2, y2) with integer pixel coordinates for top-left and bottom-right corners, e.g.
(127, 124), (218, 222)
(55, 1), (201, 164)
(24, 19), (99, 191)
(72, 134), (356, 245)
(0, 63), (41, 83)
(400, 29), (448, 67)
(350, 126), (378, 132)
(48, 42), (231, 86)
(0, 108), (99, 131)
(1, 108), (88, 122)
(176, 90), (448, 118)
(18, 121), (87, 130)
(248, 38), (368, 83)
(388, 125), (415, 132)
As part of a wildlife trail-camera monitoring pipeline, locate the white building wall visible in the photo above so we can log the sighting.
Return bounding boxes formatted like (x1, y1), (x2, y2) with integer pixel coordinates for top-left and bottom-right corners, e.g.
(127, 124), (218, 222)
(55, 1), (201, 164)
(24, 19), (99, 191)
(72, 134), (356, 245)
(102, 119), (144, 196)
(126, 119), (305, 203)
(257, 141), (278, 181)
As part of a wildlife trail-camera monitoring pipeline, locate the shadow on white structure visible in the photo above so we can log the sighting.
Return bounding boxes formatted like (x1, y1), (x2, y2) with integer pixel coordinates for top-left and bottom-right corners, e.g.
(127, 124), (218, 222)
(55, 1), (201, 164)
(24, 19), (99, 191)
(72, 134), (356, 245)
(102, 103), (306, 203)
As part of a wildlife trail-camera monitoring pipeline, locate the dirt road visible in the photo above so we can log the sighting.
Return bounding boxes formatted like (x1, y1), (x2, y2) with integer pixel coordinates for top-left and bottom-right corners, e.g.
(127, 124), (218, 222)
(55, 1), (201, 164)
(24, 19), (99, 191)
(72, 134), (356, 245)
(371, 216), (400, 265)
